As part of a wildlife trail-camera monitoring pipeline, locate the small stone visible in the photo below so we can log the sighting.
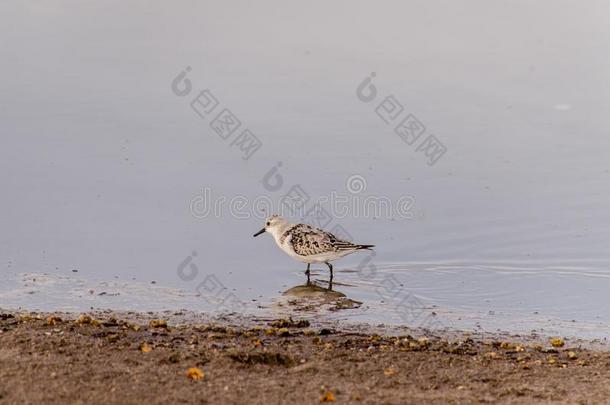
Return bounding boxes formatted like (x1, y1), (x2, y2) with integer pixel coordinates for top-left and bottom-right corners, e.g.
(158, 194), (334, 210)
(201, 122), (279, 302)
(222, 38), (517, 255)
(186, 367), (204, 380)
(76, 314), (92, 325)
(149, 319), (168, 329)
(320, 391), (335, 402)
(140, 342), (152, 353)
(550, 337), (565, 348)
(384, 366), (397, 376)
(46, 316), (62, 326)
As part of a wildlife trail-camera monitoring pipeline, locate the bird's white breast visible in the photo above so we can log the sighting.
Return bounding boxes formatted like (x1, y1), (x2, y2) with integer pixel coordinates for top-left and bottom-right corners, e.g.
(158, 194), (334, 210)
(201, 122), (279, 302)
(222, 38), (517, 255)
(275, 232), (302, 260)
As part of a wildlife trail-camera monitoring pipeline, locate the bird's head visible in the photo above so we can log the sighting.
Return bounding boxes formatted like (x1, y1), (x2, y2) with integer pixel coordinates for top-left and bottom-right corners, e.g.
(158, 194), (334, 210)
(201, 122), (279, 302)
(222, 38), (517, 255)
(253, 214), (288, 238)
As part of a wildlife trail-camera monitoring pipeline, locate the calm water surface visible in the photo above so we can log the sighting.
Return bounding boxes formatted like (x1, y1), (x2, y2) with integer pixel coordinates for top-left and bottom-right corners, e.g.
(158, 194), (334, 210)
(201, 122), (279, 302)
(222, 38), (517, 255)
(1, 1), (610, 339)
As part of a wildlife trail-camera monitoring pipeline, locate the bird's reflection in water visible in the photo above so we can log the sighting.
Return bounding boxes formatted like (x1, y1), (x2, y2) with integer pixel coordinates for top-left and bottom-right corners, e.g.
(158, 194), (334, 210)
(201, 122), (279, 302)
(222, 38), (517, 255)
(281, 281), (362, 312)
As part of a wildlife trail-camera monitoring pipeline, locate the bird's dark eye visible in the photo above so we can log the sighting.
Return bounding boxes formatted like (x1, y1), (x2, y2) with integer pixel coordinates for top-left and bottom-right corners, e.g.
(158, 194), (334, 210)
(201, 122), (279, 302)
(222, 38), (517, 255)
(266, 222), (270, 226)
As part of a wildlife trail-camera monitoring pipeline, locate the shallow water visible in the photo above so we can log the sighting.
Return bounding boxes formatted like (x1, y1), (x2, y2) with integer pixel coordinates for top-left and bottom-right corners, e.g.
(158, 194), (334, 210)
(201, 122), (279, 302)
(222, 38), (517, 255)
(1, 1), (610, 340)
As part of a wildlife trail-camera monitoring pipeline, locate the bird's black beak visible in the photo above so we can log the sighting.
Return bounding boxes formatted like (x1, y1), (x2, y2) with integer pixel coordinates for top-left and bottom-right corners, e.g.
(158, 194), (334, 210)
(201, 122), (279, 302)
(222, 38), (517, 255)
(253, 228), (266, 237)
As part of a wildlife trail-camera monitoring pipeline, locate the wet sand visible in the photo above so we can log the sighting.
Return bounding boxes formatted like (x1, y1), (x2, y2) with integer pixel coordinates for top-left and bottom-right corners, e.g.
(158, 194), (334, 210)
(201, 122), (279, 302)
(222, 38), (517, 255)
(1, 310), (609, 404)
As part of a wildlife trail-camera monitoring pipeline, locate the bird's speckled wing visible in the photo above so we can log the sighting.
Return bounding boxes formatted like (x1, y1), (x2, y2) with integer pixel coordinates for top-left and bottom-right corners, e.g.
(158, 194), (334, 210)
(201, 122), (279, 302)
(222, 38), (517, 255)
(284, 224), (359, 256)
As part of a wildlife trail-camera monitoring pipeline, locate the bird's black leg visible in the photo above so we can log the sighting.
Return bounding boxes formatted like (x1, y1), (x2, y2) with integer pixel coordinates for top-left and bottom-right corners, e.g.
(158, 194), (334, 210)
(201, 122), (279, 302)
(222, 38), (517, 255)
(305, 263), (311, 284)
(325, 262), (333, 290)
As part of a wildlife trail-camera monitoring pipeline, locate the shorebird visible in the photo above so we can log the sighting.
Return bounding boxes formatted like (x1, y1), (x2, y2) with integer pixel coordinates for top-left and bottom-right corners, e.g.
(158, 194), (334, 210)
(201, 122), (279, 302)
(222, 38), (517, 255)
(253, 215), (374, 288)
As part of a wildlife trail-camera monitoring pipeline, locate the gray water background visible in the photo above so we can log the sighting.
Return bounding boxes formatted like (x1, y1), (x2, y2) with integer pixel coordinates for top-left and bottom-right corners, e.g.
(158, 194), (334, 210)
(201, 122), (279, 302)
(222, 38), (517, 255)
(1, 1), (610, 339)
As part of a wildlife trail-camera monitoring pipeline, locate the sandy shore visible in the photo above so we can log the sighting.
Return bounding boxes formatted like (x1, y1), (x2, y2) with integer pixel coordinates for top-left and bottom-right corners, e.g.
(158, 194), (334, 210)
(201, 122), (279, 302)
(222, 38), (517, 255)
(1, 310), (609, 404)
